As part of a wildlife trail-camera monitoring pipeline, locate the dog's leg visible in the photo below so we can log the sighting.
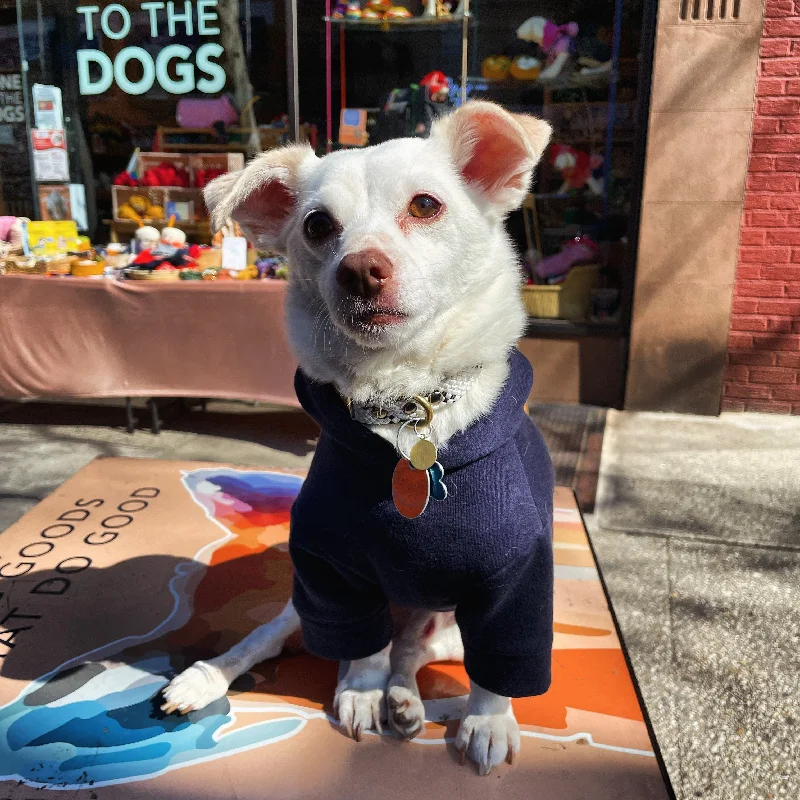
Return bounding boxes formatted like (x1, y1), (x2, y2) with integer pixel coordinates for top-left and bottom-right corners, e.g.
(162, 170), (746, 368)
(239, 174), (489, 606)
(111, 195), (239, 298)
(387, 611), (464, 739)
(161, 599), (300, 715)
(334, 644), (392, 741)
(455, 684), (521, 776)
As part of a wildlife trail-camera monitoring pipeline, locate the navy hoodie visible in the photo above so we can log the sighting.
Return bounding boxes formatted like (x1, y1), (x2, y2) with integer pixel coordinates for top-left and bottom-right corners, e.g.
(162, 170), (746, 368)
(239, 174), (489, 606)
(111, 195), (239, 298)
(290, 347), (555, 698)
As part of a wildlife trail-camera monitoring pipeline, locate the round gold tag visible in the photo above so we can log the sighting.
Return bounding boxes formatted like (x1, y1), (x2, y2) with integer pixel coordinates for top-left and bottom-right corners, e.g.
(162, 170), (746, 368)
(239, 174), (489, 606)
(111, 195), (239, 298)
(410, 439), (438, 471)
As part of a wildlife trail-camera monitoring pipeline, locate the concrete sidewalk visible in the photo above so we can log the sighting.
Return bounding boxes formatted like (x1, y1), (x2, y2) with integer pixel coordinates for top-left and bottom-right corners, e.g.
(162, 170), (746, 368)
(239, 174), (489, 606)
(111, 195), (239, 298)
(587, 410), (800, 800)
(0, 403), (797, 798)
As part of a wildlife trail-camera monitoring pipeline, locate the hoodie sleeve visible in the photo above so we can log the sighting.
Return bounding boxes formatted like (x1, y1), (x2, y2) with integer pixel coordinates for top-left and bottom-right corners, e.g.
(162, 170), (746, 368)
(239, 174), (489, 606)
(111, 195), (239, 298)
(455, 524), (554, 698)
(290, 540), (393, 662)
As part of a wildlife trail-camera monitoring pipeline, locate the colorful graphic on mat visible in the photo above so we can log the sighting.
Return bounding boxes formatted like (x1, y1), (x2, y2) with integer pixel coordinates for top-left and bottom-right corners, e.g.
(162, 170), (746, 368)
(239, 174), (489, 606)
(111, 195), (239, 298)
(0, 462), (661, 795)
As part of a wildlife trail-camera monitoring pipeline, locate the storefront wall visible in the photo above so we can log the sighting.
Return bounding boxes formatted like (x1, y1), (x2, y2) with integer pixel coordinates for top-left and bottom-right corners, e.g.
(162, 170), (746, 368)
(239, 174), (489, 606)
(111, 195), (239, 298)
(722, 0), (800, 415)
(625, 0), (764, 414)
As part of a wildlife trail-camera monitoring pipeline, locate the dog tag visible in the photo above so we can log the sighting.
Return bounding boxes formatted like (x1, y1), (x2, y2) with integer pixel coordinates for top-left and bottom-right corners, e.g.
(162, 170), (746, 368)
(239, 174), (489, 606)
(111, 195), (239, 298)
(392, 458), (430, 519)
(428, 461), (448, 501)
(410, 438), (437, 471)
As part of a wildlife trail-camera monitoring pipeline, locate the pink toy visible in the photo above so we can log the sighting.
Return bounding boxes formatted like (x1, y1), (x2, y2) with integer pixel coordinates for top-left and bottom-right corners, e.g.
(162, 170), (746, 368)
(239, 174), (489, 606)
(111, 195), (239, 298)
(535, 234), (598, 281)
(176, 96), (239, 128)
(516, 16), (579, 80)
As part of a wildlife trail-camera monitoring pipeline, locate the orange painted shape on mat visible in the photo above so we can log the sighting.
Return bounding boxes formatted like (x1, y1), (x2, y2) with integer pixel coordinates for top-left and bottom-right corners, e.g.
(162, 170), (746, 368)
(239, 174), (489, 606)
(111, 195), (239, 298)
(553, 622), (612, 637)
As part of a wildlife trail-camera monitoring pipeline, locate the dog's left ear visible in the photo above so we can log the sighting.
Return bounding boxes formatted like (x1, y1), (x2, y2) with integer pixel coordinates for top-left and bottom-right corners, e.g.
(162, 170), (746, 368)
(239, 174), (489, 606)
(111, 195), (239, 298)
(204, 144), (317, 250)
(430, 101), (551, 215)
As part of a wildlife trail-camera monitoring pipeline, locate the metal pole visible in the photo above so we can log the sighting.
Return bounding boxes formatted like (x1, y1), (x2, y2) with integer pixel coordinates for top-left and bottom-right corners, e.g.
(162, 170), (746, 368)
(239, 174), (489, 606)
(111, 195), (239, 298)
(460, 0), (470, 105)
(16, 0), (39, 220)
(285, 0), (300, 143)
(602, 0), (624, 220)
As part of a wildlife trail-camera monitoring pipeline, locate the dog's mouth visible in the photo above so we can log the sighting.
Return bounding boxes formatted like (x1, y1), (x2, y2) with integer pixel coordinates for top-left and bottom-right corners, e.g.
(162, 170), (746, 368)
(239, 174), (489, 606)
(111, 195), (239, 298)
(342, 304), (408, 331)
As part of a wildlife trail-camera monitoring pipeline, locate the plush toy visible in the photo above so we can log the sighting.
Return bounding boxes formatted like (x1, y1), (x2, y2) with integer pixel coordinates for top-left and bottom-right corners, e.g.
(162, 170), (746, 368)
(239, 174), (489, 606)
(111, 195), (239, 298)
(516, 17), (579, 81)
(509, 55), (542, 81)
(366, 0), (391, 10)
(385, 5), (412, 17)
(482, 55), (511, 80)
(345, 1), (362, 18)
(420, 71), (450, 103)
(535, 234), (598, 282)
(332, 2), (347, 18)
(160, 226), (187, 248)
(550, 143), (603, 195)
(422, 0), (464, 16)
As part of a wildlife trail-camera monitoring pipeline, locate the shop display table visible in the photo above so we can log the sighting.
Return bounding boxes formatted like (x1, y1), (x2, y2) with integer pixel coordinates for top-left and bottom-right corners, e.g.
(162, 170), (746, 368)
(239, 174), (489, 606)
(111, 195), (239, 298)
(0, 276), (299, 408)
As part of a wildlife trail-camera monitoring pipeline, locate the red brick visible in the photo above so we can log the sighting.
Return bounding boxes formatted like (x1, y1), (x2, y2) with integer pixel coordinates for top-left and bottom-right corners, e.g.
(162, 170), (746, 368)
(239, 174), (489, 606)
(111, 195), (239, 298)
(757, 299), (800, 315)
(736, 281), (786, 297)
(787, 213), (800, 225)
(791, 41), (800, 56)
(724, 383), (772, 399)
(772, 195), (800, 210)
(792, 247), (800, 261)
(764, 19), (800, 37)
(773, 384), (800, 400)
(761, 265), (800, 280)
(747, 210), (788, 226)
(767, 229), (800, 245)
(761, 57), (800, 76)
(758, 77), (786, 95)
(765, 0), (795, 15)
(728, 333), (754, 349)
(786, 282), (800, 296)
(775, 155), (800, 171)
(750, 366), (798, 383)
(752, 334), (800, 350)
(738, 248), (791, 265)
(731, 315), (770, 331)
(748, 155), (776, 173)
(745, 193), (773, 210)
(762, 38), (792, 58)
(750, 137), (800, 156)
(724, 364), (750, 381)
(780, 118), (800, 133)
(740, 230), (767, 246)
(784, 78), (800, 94)
(744, 400), (794, 413)
(777, 352), (800, 367)
(734, 265), (763, 280)
(794, 404), (800, 413)
(767, 316), (795, 332)
(728, 351), (776, 365)
(753, 117), (781, 135)
(721, 399), (747, 411)
(758, 97), (800, 115)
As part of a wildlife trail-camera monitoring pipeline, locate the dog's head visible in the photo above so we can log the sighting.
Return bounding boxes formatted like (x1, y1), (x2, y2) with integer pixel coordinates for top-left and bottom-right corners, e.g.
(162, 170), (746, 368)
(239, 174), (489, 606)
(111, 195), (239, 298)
(205, 101), (550, 379)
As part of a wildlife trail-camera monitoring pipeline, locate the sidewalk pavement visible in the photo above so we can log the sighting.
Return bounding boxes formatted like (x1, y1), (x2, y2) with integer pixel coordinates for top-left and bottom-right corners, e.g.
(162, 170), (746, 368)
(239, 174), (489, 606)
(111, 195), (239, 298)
(587, 409), (800, 800)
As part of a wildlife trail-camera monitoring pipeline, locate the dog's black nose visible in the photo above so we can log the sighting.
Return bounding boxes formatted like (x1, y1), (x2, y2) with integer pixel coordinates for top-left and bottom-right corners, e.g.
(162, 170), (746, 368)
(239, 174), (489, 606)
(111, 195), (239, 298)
(336, 249), (393, 299)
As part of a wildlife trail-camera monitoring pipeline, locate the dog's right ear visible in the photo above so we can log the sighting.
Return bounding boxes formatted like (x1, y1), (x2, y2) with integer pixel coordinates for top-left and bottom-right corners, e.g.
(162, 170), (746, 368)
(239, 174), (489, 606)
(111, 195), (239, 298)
(204, 144), (317, 249)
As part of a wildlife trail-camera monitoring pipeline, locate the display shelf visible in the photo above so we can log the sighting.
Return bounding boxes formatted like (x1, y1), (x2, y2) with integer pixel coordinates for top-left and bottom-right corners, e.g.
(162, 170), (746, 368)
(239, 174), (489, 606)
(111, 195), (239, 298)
(524, 317), (623, 339)
(104, 219), (212, 245)
(324, 14), (469, 29)
(468, 70), (612, 92)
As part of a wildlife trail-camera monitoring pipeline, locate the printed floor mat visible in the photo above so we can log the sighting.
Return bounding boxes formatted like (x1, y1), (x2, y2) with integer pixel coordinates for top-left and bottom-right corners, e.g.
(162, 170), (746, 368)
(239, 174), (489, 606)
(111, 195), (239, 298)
(0, 458), (673, 799)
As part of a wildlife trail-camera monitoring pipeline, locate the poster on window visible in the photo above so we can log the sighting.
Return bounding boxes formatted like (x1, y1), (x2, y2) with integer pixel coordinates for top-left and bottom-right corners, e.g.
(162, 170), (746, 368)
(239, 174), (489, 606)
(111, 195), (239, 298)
(31, 129), (70, 182)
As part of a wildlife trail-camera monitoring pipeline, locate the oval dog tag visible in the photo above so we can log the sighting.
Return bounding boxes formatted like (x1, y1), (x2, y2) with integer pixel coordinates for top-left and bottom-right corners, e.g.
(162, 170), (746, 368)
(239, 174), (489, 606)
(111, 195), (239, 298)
(392, 458), (430, 519)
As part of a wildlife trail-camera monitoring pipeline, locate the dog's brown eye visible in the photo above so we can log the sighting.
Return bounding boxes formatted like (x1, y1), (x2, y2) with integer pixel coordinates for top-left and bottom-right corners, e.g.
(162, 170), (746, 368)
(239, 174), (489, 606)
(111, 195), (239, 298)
(409, 194), (441, 219)
(304, 210), (335, 241)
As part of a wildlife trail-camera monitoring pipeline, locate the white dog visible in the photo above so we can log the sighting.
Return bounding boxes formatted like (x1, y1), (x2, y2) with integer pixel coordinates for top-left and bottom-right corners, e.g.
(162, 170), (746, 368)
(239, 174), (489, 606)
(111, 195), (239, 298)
(162, 101), (555, 776)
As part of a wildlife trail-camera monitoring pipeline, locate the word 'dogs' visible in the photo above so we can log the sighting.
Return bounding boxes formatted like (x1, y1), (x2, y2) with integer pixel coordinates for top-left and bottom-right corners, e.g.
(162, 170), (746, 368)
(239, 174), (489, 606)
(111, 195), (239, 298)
(77, 1), (225, 96)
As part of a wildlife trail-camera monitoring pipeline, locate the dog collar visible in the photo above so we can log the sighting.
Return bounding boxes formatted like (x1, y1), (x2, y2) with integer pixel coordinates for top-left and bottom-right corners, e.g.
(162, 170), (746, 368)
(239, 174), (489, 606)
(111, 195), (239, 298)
(342, 366), (482, 426)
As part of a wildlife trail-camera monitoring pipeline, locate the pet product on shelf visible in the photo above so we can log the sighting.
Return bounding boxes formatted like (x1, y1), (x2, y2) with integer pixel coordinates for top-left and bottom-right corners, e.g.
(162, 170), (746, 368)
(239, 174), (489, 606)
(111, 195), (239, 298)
(516, 17), (579, 81)
(550, 143), (604, 195)
(481, 55), (511, 80)
(509, 56), (542, 81)
(535, 233), (599, 282)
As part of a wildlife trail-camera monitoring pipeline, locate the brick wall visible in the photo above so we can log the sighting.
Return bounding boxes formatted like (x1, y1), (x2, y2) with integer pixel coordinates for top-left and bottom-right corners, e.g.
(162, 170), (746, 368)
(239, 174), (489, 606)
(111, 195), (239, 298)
(723, 0), (800, 414)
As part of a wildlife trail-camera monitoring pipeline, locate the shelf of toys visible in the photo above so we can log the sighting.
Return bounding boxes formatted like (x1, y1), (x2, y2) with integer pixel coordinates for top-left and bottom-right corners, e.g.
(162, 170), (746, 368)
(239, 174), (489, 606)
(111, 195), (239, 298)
(467, 0), (632, 328)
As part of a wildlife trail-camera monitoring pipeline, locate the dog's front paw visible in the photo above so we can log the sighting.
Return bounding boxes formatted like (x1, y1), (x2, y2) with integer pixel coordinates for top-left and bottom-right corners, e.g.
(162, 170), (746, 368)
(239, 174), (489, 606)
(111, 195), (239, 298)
(161, 661), (230, 715)
(387, 683), (425, 739)
(334, 686), (385, 741)
(455, 707), (521, 776)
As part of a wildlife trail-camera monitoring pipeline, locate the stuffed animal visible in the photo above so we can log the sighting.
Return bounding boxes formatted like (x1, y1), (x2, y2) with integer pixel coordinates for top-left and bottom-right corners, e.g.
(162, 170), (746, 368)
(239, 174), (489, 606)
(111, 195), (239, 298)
(345, 1), (362, 18)
(332, 3), (347, 18)
(509, 55), (542, 81)
(482, 55), (511, 80)
(516, 16), (579, 81)
(535, 234), (599, 282)
(550, 143), (603, 195)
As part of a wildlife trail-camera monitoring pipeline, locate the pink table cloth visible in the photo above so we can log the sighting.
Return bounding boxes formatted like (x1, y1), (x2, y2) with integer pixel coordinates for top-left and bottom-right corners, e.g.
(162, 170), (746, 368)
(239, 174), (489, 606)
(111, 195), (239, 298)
(0, 276), (300, 407)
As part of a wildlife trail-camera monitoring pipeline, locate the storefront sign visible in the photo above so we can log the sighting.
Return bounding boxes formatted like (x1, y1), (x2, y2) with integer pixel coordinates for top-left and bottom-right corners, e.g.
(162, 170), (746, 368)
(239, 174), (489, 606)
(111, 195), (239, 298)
(0, 73), (25, 123)
(76, 2), (226, 96)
